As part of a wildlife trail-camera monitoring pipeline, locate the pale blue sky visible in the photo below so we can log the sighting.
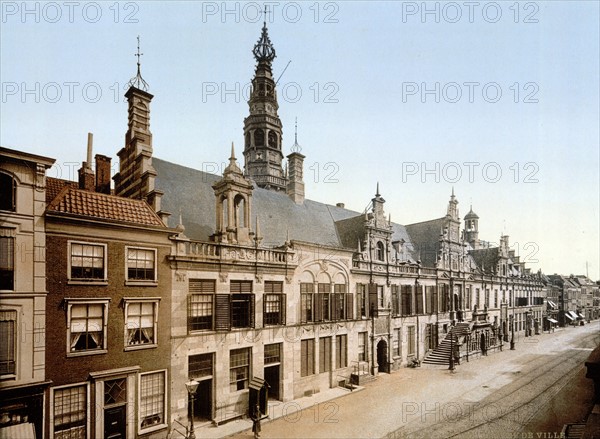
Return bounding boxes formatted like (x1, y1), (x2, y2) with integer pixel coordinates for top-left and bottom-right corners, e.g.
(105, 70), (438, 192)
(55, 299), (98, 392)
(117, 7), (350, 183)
(1, 1), (598, 278)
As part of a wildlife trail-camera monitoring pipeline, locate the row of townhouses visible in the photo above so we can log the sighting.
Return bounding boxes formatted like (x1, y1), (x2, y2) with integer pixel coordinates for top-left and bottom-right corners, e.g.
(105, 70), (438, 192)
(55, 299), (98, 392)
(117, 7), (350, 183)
(1, 21), (599, 439)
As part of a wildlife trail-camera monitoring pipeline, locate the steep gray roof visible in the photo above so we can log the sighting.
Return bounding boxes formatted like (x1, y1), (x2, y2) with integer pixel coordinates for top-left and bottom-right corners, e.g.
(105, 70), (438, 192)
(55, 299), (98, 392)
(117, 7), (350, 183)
(404, 218), (446, 267)
(154, 158), (417, 257)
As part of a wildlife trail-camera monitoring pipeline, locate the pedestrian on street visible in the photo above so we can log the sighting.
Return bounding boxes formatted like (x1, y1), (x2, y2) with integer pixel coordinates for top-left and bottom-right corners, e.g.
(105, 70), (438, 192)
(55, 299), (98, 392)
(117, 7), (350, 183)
(251, 404), (261, 439)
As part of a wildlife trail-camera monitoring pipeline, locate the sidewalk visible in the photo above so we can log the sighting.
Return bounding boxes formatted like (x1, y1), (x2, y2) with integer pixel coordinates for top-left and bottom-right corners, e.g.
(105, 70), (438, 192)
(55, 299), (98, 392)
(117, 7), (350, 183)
(194, 384), (366, 438)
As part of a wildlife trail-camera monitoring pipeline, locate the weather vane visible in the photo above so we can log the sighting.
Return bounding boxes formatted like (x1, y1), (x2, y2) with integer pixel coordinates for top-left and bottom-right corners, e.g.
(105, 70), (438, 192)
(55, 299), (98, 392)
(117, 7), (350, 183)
(128, 35), (149, 91)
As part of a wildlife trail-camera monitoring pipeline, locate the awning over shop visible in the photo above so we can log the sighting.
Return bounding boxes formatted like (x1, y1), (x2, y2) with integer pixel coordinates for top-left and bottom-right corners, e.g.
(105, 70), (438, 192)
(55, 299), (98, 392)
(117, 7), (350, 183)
(0, 423), (36, 439)
(577, 312), (585, 319)
(547, 300), (558, 309)
(547, 318), (559, 324)
(569, 311), (580, 320)
(564, 313), (575, 321)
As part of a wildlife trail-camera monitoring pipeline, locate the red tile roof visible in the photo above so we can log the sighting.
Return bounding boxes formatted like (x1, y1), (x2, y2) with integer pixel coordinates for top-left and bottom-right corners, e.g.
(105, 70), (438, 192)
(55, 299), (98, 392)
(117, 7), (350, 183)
(46, 177), (78, 204)
(47, 185), (165, 227)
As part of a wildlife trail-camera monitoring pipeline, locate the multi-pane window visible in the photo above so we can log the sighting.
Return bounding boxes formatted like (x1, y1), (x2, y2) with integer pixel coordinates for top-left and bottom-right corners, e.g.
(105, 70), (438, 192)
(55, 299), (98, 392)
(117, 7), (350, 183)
(494, 290), (498, 308)
(69, 242), (106, 281)
(440, 285), (449, 312)
(230, 348), (251, 391)
(391, 285), (400, 316)
(264, 343), (281, 365)
(332, 284), (352, 320)
(300, 283), (314, 323)
(466, 287), (472, 310)
(300, 339), (314, 377)
(231, 281), (254, 329)
(264, 281), (285, 326)
(485, 289), (490, 308)
(358, 332), (368, 362)
(357, 284), (367, 318)
(189, 353), (213, 379)
(0, 235), (14, 290)
(394, 328), (401, 357)
(125, 300), (158, 347)
(401, 285), (412, 316)
(335, 335), (347, 369)
(0, 173), (16, 212)
(415, 286), (424, 314)
(67, 301), (107, 354)
(189, 280), (215, 331)
(475, 288), (480, 308)
(52, 384), (87, 439)
(317, 283), (331, 321)
(407, 326), (416, 356)
(140, 371), (166, 431)
(127, 247), (156, 281)
(425, 286), (436, 314)
(0, 310), (17, 375)
(319, 337), (331, 373)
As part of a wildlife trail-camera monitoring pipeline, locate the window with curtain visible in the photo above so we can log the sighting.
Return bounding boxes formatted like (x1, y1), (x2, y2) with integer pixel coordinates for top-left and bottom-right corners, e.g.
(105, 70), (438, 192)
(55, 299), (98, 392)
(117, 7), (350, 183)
(67, 301), (107, 354)
(125, 300), (158, 347)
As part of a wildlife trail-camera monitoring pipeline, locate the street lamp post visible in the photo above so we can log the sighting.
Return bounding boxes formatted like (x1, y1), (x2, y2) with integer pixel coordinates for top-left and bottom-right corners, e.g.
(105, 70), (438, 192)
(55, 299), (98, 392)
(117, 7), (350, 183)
(185, 380), (200, 439)
(510, 314), (515, 350)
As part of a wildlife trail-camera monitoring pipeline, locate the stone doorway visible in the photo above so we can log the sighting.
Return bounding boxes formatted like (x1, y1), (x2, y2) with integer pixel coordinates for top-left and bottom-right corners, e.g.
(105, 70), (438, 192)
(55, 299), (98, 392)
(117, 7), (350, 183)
(377, 340), (389, 373)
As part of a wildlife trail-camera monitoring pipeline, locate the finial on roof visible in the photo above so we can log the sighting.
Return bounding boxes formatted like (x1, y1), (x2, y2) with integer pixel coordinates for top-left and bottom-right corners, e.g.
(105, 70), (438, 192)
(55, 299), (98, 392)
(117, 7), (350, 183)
(291, 117), (302, 153)
(255, 216), (263, 244)
(376, 182), (380, 197)
(358, 238), (362, 253)
(230, 141), (236, 161)
(127, 35), (149, 91)
(252, 7), (276, 64)
(176, 207), (185, 233)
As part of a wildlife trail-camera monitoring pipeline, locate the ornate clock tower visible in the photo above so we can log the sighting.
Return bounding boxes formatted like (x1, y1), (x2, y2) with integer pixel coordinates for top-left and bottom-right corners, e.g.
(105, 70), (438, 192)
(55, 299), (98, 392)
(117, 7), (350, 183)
(243, 20), (286, 191)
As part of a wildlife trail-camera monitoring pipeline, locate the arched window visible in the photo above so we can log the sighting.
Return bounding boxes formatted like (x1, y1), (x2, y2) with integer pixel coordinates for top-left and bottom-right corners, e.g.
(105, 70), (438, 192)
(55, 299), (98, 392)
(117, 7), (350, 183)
(376, 241), (385, 261)
(234, 195), (246, 228)
(268, 131), (277, 148)
(222, 197), (228, 229)
(254, 129), (264, 147)
(0, 173), (16, 212)
(245, 132), (250, 149)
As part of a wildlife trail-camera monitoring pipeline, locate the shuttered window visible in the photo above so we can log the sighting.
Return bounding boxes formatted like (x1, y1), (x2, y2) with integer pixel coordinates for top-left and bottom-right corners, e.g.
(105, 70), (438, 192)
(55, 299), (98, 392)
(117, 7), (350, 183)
(189, 280), (215, 331)
(301, 339), (314, 377)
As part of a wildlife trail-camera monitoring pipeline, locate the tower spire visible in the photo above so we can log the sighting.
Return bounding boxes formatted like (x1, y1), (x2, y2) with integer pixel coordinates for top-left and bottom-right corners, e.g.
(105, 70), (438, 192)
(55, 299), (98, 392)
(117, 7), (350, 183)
(244, 18), (285, 191)
(252, 9), (276, 65)
(291, 117), (301, 153)
(127, 35), (149, 91)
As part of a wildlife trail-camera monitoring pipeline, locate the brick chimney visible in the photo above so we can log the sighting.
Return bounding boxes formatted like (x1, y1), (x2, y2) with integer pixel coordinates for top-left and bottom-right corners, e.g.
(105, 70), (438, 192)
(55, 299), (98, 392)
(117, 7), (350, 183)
(95, 154), (112, 194)
(78, 132), (95, 191)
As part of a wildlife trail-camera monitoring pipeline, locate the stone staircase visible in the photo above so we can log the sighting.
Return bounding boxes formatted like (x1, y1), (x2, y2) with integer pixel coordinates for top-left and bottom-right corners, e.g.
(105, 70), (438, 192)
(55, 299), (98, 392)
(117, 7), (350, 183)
(423, 322), (471, 366)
